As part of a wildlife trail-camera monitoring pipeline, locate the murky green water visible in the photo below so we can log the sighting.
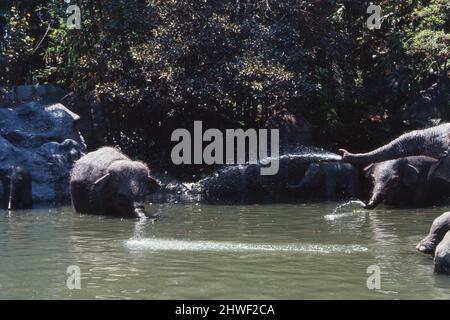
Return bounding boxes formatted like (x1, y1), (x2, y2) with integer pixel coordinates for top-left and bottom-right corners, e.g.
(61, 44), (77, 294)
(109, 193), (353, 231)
(0, 194), (450, 299)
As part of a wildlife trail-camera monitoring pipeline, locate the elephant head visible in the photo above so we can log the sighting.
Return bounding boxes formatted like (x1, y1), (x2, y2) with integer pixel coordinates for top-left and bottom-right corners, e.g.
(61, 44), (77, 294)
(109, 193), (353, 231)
(363, 157), (436, 209)
(93, 160), (159, 218)
(339, 123), (450, 164)
(0, 166), (32, 210)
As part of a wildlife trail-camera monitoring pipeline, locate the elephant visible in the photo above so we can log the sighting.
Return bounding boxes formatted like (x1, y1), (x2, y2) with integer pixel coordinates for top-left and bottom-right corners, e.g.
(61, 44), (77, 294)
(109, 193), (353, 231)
(0, 166), (32, 210)
(362, 156), (447, 209)
(416, 211), (450, 255)
(192, 148), (341, 202)
(416, 211), (450, 274)
(286, 162), (359, 201)
(70, 147), (159, 218)
(194, 150), (357, 202)
(339, 123), (450, 187)
(433, 231), (450, 274)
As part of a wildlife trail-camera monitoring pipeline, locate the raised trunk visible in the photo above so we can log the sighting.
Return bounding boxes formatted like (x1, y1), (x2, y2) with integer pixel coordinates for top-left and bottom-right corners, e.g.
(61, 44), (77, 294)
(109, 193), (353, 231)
(340, 124), (450, 164)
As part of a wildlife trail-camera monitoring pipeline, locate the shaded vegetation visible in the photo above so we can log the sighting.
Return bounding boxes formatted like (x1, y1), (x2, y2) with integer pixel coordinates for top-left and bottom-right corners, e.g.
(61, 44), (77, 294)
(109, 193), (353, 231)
(0, 0), (449, 176)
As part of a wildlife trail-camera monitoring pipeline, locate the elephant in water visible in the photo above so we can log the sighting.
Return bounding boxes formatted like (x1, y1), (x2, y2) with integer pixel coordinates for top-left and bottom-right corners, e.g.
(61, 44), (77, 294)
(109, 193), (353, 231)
(362, 156), (449, 209)
(286, 162), (359, 201)
(0, 166), (32, 210)
(417, 211), (450, 274)
(70, 147), (159, 218)
(195, 152), (358, 202)
(339, 123), (450, 183)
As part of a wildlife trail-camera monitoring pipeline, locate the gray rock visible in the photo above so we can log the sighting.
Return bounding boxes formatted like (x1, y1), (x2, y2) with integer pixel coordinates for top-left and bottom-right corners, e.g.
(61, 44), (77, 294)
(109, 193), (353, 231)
(15, 85), (35, 101)
(0, 101), (86, 202)
(434, 230), (450, 275)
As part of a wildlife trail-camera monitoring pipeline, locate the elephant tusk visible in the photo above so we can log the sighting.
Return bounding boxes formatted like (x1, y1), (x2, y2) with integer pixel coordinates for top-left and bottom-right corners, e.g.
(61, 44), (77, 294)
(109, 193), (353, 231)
(93, 173), (110, 185)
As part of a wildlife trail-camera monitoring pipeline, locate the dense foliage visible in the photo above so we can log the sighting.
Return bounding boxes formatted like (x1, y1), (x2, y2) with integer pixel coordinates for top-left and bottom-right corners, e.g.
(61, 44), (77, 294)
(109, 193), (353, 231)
(0, 0), (449, 174)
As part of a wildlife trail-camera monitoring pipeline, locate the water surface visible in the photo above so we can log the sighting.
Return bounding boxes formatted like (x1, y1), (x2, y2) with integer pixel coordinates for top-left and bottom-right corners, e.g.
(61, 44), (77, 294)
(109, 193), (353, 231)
(0, 195), (449, 299)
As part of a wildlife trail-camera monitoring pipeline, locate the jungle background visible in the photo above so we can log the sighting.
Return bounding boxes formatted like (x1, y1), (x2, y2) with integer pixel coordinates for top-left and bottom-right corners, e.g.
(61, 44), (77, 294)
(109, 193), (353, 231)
(0, 0), (449, 179)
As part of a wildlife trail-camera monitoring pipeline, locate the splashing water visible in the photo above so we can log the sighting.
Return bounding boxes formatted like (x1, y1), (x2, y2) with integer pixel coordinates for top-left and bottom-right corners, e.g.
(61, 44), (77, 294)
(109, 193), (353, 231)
(259, 152), (342, 165)
(324, 200), (366, 221)
(124, 238), (367, 254)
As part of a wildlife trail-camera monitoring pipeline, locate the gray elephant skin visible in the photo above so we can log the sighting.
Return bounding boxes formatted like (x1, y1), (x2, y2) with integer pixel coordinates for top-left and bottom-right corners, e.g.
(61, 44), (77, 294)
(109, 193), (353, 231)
(339, 123), (450, 187)
(70, 147), (159, 218)
(287, 162), (359, 201)
(417, 212), (450, 274)
(0, 166), (32, 210)
(362, 156), (448, 209)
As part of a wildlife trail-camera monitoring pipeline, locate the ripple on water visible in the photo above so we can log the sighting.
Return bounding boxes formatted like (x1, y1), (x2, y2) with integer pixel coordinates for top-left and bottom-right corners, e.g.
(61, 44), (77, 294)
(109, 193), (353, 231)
(124, 238), (368, 254)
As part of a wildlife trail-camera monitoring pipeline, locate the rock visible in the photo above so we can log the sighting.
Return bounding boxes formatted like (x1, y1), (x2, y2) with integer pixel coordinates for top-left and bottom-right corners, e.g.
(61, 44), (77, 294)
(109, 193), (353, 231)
(264, 110), (312, 147)
(434, 231), (450, 275)
(1, 84), (67, 106)
(0, 101), (86, 202)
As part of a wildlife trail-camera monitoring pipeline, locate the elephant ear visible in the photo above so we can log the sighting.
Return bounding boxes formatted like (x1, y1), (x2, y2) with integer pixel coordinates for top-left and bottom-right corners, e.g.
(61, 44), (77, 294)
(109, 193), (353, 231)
(428, 157), (450, 182)
(403, 164), (420, 186)
(363, 164), (375, 178)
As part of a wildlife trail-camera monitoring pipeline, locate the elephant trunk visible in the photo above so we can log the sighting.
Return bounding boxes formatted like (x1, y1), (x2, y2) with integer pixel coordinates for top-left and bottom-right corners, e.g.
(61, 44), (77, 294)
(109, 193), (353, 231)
(340, 124), (450, 164)
(364, 189), (383, 209)
(364, 197), (382, 209)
